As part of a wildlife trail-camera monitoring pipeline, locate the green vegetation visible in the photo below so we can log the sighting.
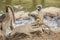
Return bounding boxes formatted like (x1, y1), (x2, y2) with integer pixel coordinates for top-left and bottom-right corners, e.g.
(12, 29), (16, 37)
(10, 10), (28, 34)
(0, 0), (60, 12)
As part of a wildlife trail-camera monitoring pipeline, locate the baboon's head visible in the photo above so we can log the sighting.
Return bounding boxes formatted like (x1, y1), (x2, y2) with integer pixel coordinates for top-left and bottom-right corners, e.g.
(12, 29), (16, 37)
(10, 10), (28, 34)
(36, 5), (42, 11)
(28, 5), (42, 20)
(6, 5), (14, 14)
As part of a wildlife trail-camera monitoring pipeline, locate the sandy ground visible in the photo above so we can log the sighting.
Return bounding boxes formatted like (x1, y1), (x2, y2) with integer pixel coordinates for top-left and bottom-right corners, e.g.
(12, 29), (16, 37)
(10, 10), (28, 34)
(4, 31), (60, 40)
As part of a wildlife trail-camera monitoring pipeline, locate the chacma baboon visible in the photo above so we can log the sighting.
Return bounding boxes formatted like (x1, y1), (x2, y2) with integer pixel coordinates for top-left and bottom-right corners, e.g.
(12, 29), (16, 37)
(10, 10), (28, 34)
(1, 5), (15, 36)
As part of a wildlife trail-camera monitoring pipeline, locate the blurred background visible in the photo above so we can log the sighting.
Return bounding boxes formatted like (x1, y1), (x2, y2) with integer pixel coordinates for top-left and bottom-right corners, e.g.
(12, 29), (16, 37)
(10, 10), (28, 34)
(0, 0), (60, 13)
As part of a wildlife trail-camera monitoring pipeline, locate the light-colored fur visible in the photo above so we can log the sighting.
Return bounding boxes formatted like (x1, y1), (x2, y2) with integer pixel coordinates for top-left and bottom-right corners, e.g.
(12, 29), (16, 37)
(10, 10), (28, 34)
(30, 6), (60, 33)
(38, 7), (60, 33)
(1, 5), (15, 36)
(10, 23), (45, 37)
(10, 24), (34, 36)
(39, 7), (60, 21)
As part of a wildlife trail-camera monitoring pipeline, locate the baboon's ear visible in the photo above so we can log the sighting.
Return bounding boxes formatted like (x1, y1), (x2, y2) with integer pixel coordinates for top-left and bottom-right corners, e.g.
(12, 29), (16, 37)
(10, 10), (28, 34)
(36, 5), (42, 11)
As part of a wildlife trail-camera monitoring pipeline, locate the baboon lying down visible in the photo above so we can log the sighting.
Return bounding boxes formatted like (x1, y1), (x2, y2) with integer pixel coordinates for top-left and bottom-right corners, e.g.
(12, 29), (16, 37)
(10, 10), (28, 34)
(29, 5), (60, 33)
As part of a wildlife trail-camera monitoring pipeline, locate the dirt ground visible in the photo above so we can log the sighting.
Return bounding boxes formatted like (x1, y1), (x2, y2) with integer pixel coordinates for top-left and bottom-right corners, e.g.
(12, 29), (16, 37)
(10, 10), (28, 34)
(4, 31), (60, 40)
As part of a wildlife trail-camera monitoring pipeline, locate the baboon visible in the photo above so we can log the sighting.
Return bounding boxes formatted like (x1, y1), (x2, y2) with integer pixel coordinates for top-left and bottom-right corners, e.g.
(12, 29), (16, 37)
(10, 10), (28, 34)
(29, 5), (60, 34)
(28, 5), (43, 28)
(10, 24), (34, 37)
(10, 23), (45, 38)
(39, 7), (60, 33)
(1, 5), (15, 36)
(10, 5), (55, 37)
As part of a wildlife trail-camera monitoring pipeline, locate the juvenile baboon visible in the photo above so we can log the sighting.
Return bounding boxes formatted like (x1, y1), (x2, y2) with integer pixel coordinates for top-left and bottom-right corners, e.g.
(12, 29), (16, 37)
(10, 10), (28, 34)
(1, 5), (15, 36)
(10, 23), (45, 38)
(10, 24), (34, 37)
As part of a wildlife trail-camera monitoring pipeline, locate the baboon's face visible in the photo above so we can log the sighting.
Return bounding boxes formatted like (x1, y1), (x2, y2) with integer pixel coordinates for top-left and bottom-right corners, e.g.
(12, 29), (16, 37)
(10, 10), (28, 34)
(36, 5), (42, 11)
(5, 5), (14, 20)
(37, 6), (41, 11)
(6, 6), (13, 14)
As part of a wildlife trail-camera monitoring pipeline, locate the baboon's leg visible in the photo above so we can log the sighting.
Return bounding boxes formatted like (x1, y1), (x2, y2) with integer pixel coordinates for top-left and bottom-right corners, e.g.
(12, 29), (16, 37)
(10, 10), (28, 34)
(10, 20), (14, 30)
(1, 22), (7, 36)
